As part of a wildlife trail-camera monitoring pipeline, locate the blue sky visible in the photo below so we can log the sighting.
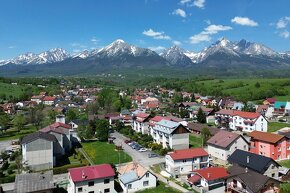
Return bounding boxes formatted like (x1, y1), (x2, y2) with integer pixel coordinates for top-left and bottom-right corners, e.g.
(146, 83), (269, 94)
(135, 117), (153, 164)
(0, 0), (290, 59)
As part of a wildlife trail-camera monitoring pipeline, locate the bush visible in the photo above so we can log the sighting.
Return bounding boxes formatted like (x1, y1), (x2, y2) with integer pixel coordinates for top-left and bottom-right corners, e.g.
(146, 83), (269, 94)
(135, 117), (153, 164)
(0, 175), (15, 184)
(53, 164), (84, 175)
(7, 169), (14, 175)
(1, 161), (9, 170)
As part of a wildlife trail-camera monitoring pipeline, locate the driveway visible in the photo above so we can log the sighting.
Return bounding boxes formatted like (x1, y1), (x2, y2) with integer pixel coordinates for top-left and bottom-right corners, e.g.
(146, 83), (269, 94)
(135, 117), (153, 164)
(111, 132), (164, 167)
(0, 139), (13, 152)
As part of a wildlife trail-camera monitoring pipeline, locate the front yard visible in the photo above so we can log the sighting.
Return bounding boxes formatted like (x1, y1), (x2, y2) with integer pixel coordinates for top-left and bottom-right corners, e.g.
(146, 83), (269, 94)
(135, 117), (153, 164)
(278, 159), (290, 168)
(268, 122), (290, 133)
(136, 182), (182, 193)
(189, 134), (202, 148)
(81, 140), (132, 165)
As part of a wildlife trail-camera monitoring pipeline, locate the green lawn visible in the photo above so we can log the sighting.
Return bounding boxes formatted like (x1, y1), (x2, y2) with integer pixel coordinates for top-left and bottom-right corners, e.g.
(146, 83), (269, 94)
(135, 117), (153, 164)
(0, 125), (37, 142)
(279, 159), (290, 168)
(136, 182), (182, 193)
(189, 134), (202, 148)
(268, 122), (290, 133)
(81, 141), (132, 165)
(0, 82), (24, 99)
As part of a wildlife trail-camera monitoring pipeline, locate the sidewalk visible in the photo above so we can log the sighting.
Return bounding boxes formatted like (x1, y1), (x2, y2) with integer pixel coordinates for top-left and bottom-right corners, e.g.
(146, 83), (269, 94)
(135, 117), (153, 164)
(78, 147), (94, 165)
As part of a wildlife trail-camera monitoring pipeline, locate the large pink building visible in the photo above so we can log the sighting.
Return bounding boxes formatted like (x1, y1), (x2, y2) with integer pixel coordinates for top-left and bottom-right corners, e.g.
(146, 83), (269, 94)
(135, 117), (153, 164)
(249, 131), (290, 161)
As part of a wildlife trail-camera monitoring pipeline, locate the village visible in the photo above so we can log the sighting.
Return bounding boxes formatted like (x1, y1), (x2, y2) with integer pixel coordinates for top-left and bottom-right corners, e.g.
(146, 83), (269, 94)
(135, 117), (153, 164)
(0, 83), (290, 193)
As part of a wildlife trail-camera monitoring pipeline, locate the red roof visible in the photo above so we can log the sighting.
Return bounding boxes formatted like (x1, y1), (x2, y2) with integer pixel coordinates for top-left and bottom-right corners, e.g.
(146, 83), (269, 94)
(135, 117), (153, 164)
(266, 98), (276, 104)
(188, 175), (201, 183)
(194, 167), (228, 181)
(216, 109), (260, 119)
(136, 113), (150, 118)
(168, 148), (208, 160)
(43, 96), (56, 101)
(40, 122), (71, 134)
(69, 164), (115, 183)
(150, 116), (171, 123)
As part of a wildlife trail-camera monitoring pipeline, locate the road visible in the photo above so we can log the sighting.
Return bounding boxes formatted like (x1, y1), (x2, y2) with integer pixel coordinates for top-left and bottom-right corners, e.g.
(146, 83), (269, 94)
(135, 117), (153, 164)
(111, 132), (164, 167)
(0, 139), (13, 152)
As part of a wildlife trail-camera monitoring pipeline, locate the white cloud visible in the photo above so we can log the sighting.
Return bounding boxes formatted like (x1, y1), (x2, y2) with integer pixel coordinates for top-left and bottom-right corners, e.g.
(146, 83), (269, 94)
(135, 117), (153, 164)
(203, 24), (232, 34)
(172, 9), (187, 18)
(189, 24), (232, 44)
(143, 29), (171, 40)
(276, 16), (290, 29)
(193, 0), (205, 8)
(8, 46), (15, 49)
(148, 46), (166, 52)
(280, 30), (289, 38)
(91, 37), (99, 44)
(173, 40), (182, 46)
(231, 17), (258, 27)
(189, 33), (211, 44)
(180, 0), (191, 4)
(204, 19), (211, 25)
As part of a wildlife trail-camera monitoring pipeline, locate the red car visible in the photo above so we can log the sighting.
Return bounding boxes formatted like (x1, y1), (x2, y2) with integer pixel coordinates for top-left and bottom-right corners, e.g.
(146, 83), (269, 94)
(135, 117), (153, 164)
(124, 139), (131, 144)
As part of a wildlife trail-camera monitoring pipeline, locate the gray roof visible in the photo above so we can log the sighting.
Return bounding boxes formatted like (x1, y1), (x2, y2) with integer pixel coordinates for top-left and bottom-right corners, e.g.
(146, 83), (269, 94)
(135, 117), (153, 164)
(227, 165), (279, 193)
(15, 171), (54, 193)
(154, 120), (180, 134)
(120, 171), (138, 184)
(21, 132), (57, 145)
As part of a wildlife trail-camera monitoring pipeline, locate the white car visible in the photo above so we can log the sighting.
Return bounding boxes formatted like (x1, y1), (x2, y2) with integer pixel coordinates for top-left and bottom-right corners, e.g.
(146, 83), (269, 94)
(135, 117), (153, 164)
(138, 148), (147, 152)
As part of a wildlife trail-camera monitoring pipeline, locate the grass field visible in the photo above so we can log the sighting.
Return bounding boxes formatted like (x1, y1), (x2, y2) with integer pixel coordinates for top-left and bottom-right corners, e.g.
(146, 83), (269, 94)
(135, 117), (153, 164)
(136, 182), (182, 193)
(81, 141), (132, 165)
(189, 134), (202, 148)
(268, 122), (290, 133)
(279, 159), (290, 168)
(0, 125), (37, 142)
(0, 82), (24, 98)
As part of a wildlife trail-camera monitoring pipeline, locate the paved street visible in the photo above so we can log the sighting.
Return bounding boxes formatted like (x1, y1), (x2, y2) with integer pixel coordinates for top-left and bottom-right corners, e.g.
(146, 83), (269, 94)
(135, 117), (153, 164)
(111, 131), (164, 167)
(0, 139), (13, 152)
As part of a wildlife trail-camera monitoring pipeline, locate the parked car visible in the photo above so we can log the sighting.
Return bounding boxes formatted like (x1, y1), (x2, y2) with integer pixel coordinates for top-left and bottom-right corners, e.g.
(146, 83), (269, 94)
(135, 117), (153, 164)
(139, 148), (147, 152)
(148, 153), (158, 158)
(124, 139), (131, 144)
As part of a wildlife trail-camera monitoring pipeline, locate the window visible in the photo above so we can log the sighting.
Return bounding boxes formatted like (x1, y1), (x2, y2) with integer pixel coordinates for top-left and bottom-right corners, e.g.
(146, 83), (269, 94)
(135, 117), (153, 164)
(88, 191), (94, 193)
(78, 188), (83, 192)
(104, 179), (110, 184)
(88, 181), (94, 186)
(128, 184), (132, 189)
(104, 189), (110, 193)
(272, 173), (275, 177)
(182, 159), (187, 163)
(278, 148), (281, 152)
(146, 172), (149, 177)
(143, 181), (149, 186)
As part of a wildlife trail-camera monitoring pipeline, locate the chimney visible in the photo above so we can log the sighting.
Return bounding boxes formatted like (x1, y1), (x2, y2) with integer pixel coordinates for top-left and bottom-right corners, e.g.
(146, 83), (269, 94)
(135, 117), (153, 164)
(82, 170), (86, 179)
(245, 167), (248, 173)
(56, 114), (65, 124)
(247, 156), (250, 164)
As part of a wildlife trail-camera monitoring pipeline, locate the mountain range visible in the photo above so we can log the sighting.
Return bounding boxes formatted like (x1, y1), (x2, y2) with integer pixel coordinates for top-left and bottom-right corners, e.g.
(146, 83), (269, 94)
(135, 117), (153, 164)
(1, 38), (290, 77)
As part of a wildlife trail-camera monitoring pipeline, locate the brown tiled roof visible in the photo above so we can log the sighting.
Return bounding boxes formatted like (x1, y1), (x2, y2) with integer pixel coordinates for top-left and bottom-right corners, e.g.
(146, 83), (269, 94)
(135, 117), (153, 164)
(207, 130), (240, 149)
(249, 131), (284, 144)
(168, 148), (208, 160)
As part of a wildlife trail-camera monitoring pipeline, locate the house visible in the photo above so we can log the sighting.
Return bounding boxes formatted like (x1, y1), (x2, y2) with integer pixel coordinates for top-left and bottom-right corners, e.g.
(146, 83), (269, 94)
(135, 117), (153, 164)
(263, 98), (276, 106)
(207, 130), (249, 163)
(43, 96), (57, 106)
(118, 162), (157, 193)
(0, 103), (15, 114)
(256, 105), (274, 119)
(187, 122), (220, 135)
(273, 101), (287, 115)
(151, 120), (190, 150)
(132, 113), (151, 134)
(14, 171), (54, 193)
(226, 164), (280, 193)
(228, 149), (281, 179)
(249, 130), (290, 161)
(188, 167), (228, 191)
(31, 95), (44, 104)
(148, 116), (171, 134)
(215, 109), (268, 132)
(165, 148), (209, 177)
(21, 132), (57, 170)
(69, 119), (89, 130)
(68, 164), (115, 193)
(232, 102), (244, 111)
(40, 121), (72, 155)
(285, 101), (290, 115)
